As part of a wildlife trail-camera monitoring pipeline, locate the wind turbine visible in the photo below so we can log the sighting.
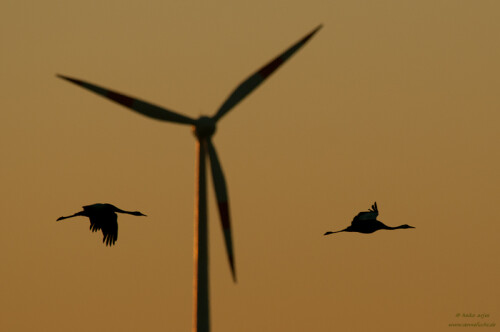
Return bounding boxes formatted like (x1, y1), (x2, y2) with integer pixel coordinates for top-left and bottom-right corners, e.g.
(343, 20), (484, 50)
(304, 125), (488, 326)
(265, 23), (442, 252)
(57, 24), (322, 332)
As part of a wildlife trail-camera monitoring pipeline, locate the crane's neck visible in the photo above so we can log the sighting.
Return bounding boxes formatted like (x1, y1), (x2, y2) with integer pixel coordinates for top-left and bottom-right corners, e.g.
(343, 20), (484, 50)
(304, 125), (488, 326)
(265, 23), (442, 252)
(113, 207), (144, 216)
(385, 224), (412, 230)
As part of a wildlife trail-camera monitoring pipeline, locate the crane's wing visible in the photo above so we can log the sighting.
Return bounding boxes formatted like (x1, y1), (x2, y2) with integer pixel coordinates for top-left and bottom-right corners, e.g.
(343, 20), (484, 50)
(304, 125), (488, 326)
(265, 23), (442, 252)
(101, 212), (118, 246)
(84, 204), (105, 232)
(89, 220), (100, 233)
(88, 215), (102, 233)
(352, 202), (379, 222)
(212, 25), (322, 121)
(57, 74), (196, 125)
(369, 202), (378, 214)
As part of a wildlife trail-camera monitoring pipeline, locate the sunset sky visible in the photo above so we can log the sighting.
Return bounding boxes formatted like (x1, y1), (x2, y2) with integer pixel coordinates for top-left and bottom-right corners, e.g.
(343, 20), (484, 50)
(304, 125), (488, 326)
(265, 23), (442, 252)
(1, 1), (499, 331)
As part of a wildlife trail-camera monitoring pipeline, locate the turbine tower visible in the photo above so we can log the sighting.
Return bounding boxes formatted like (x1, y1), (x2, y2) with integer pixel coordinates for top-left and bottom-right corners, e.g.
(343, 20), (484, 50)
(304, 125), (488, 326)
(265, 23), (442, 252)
(57, 24), (321, 332)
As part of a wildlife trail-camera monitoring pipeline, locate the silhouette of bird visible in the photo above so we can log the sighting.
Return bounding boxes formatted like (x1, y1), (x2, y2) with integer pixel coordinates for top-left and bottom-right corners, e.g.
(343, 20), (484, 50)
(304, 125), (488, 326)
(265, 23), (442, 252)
(324, 202), (414, 235)
(57, 203), (146, 245)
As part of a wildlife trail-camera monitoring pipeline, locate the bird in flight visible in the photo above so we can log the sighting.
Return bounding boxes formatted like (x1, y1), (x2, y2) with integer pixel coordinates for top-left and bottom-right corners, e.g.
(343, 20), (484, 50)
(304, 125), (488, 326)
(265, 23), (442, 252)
(57, 203), (146, 245)
(324, 202), (414, 235)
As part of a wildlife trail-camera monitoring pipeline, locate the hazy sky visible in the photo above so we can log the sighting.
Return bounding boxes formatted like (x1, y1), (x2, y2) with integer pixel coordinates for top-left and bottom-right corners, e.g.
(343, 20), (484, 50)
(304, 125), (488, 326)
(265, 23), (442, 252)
(1, 1), (499, 331)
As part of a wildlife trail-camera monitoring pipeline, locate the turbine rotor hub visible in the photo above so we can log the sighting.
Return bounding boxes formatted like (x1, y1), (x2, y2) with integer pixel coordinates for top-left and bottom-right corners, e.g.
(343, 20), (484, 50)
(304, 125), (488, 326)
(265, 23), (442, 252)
(193, 116), (217, 139)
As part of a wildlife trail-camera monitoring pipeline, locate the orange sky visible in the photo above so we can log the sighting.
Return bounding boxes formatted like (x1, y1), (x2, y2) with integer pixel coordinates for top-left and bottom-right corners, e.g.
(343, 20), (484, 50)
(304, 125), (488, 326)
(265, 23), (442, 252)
(1, 1), (499, 331)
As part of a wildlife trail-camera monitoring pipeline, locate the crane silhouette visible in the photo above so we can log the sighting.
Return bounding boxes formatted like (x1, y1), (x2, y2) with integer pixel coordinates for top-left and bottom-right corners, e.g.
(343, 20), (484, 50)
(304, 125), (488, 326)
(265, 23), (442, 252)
(324, 202), (414, 235)
(57, 203), (146, 245)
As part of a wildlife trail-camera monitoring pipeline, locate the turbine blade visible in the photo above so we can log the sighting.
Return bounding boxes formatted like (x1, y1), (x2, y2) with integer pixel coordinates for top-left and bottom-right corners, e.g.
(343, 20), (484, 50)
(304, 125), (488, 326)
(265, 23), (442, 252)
(213, 24), (322, 121)
(56, 74), (196, 125)
(206, 139), (236, 282)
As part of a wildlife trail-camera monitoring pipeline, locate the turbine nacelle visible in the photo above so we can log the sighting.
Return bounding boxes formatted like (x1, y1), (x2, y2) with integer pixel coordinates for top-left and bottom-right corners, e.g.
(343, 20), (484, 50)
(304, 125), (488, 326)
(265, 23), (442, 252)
(193, 116), (217, 139)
